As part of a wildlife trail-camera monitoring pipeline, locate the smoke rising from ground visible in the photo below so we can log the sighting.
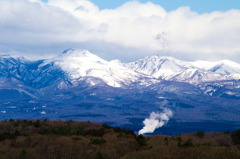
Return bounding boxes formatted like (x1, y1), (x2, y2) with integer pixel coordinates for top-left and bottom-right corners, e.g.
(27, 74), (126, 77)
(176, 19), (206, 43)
(138, 107), (173, 135)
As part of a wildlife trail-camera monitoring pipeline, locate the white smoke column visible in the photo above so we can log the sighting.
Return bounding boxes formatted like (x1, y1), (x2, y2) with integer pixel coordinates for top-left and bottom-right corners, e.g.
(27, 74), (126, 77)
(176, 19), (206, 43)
(138, 108), (173, 135)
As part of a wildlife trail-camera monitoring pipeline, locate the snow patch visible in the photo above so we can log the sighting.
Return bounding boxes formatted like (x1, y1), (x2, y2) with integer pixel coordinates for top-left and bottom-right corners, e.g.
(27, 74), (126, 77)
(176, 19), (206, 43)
(40, 111), (46, 115)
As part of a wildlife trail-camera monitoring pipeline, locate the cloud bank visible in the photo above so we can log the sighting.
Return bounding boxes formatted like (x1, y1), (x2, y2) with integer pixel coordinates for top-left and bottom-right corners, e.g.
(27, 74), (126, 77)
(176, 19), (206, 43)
(0, 0), (240, 61)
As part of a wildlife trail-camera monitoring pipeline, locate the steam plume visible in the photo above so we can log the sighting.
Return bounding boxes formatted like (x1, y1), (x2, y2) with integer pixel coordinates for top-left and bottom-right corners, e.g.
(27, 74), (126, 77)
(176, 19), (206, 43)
(138, 108), (173, 135)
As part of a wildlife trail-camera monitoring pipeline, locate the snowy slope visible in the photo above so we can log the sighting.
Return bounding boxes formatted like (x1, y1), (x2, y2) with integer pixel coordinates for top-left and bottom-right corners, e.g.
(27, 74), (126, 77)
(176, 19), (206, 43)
(52, 49), (144, 87)
(0, 55), (65, 88)
(0, 55), (28, 77)
(125, 56), (193, 79)
(190, 60), (240, 75)
(171, 69), (223, 84)
(126, 55), (240, 83)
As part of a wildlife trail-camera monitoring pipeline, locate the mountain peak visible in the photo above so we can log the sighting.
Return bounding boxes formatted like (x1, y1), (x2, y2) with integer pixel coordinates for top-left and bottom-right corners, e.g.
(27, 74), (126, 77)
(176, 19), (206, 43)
(144, 55), (178, 62)
(126, 55), (191, 79)
(190, 59), (240, 75)
(59, 49), (105, 63)
(62, 49), (93, 57)
(156, 55), (177, 60)
(52, 49), (142, 87)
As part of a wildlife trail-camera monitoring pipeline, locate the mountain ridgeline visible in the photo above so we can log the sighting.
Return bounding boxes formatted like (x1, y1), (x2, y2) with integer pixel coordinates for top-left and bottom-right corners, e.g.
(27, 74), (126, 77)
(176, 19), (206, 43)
(1, 49), (240, 88)
(0, 49), (240, 135)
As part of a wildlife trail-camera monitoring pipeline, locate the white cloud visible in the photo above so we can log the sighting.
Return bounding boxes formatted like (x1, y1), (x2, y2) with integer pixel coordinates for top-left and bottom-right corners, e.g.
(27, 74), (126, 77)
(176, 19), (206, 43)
(0, 0), (239, 62)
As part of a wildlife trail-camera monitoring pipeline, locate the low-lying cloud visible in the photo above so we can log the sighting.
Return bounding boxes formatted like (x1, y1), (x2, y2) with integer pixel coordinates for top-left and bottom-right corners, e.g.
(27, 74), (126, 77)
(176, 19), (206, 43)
(0, 0), (240, 62)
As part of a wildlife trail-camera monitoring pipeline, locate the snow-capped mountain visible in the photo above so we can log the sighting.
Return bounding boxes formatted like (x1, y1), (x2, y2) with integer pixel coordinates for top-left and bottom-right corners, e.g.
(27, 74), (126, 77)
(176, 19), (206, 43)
(125, 55), (240, 83)
(125, 56), (193, 79)
(51, 49), (146, 87)
(0, 50), (139, 88)
(1, 49), (240, 135)
(1, 49), (239, 88)
(190, 60), (240, 75)
(0, 49), (239, 89)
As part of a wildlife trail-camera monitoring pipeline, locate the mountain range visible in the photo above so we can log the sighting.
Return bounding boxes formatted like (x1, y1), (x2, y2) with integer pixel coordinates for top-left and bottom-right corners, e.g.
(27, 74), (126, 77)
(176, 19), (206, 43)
(0, 49), (240, 135)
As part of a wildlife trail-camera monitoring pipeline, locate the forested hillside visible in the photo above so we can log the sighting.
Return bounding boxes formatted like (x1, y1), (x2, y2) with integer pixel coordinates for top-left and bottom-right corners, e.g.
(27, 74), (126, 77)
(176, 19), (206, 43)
(0, 120), (239, 159)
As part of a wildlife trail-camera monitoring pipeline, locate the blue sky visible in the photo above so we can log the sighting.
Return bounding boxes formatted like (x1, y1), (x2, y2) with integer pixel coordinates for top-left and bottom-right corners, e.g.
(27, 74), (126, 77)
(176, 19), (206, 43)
(43, 0), (240, 13)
